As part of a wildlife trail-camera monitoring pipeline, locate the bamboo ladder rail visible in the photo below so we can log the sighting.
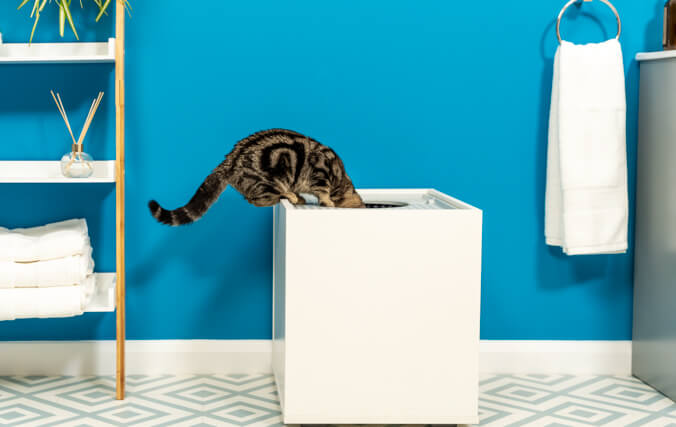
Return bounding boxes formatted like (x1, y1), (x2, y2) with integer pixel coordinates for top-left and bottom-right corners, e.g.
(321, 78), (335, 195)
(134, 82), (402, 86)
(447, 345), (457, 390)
(115, 0), (126, 401)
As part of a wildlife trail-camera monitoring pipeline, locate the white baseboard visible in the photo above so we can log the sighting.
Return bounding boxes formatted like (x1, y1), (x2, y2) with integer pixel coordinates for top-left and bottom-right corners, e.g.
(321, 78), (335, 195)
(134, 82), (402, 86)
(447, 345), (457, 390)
(480, 340), (632, 376)
(0, 339), (631, 376)
(0, 340), (272, 376)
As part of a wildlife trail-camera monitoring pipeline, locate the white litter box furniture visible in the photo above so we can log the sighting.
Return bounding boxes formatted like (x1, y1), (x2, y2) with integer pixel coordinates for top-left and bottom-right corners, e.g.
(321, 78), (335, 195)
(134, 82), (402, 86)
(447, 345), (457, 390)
(272, 189), (482, 425)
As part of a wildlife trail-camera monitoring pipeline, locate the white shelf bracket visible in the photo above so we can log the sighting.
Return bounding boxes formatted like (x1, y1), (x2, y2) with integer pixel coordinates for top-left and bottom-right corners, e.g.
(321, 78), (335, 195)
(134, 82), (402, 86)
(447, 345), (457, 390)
(108, 37), (116, 58)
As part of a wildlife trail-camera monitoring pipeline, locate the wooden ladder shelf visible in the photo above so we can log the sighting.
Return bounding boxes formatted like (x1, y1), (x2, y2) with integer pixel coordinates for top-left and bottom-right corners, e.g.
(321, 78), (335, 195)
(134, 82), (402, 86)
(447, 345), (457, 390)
(0, 0), (127, 400)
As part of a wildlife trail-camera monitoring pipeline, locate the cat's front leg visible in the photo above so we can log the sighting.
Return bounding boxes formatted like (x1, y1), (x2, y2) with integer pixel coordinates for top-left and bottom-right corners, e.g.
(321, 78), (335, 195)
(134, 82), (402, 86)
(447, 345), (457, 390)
(316, 193), (335, 207)
(293, 193), (306, 205)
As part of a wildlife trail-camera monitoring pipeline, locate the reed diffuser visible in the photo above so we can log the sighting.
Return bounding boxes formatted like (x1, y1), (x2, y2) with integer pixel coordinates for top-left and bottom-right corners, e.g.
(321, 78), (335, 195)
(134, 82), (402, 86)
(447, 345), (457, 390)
(51, 90), (104, 178)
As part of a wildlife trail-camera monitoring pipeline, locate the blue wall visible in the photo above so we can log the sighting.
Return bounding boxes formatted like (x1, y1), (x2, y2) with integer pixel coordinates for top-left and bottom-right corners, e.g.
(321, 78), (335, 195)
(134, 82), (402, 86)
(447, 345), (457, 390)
(0, 1), (662, 341)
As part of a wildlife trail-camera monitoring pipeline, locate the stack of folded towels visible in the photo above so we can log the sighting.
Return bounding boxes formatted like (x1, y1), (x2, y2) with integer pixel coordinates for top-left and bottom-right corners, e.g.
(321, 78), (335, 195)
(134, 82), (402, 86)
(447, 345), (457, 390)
(0, 219), (95, 321)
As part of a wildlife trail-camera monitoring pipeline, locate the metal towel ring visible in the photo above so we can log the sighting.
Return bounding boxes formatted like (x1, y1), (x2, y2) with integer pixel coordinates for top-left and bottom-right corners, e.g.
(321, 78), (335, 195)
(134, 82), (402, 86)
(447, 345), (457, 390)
(556, 0), (621, 44)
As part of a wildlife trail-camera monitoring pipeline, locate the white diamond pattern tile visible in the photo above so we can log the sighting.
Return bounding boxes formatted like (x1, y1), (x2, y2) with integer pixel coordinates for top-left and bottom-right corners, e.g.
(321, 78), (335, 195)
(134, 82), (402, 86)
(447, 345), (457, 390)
(0, 374), (673, 426)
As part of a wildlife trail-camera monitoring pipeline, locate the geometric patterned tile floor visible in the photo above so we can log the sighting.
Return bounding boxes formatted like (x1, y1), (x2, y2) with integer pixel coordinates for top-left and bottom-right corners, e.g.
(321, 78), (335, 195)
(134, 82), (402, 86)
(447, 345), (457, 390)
(477, 374), (676, 426)
(0, 374), (674, 426)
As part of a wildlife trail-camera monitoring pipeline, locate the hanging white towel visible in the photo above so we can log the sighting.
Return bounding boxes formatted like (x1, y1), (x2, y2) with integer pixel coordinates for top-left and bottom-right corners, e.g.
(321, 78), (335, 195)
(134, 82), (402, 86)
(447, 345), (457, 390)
(0, 219), (91, 262)
(545, 39), (628, 255)
(0, 248), (94, 288)
(0, 275), (95, 321)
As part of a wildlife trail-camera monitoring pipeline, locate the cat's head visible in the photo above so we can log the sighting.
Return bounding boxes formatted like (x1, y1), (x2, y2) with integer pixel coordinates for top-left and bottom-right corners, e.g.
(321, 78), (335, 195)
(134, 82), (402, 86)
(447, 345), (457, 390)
(328, 159), (365, 208)
(332, 178), (365, 208)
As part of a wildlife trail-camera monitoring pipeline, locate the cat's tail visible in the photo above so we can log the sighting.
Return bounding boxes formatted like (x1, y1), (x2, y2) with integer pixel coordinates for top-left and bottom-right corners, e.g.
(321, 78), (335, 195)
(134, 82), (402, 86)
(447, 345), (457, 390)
(148, 165), (229, 226)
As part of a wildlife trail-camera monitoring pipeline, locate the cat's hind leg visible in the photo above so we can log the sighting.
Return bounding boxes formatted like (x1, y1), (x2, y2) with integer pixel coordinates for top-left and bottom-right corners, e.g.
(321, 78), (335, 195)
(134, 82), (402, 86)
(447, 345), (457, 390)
(244, 181), (282, 207)
(247, 192), (281, 207)
(249, 197), (280, 207)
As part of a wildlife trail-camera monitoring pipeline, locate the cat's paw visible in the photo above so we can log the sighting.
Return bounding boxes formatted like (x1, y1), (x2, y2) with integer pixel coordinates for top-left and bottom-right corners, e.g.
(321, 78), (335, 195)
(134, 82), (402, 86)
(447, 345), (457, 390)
(282, 192), (301, 204)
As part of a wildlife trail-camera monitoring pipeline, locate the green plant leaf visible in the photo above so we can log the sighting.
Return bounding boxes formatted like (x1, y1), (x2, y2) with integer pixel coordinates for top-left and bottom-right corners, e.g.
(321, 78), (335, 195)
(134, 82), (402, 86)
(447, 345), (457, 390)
(95, 0), (110, 22)
(59, 1), (65, 36)
(29, 2), (40, 44)
(30, 0), (38, 18)
(19, 0), (130, 42)
(61, 0), (79, 40)
(92, 0), (108, 17)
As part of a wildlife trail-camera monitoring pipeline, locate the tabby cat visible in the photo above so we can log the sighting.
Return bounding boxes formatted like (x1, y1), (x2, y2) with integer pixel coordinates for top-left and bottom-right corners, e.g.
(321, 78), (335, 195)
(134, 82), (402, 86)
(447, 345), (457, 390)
(149, 129), (364, 226)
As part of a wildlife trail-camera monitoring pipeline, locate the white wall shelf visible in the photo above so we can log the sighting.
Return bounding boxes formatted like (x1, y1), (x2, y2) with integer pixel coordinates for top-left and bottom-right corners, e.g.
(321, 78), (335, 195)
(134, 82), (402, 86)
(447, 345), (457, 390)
(0, 161), (115, 183)
(636, 51), (676, 62)
(0, 34), (115, 64)
(86, 273), (116, 313)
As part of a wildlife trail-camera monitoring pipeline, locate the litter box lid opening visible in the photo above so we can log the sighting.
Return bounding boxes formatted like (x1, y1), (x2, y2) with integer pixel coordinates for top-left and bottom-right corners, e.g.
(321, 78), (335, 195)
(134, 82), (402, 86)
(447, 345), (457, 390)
(288, 189), (478, 211)
(364, 202), (409, 209)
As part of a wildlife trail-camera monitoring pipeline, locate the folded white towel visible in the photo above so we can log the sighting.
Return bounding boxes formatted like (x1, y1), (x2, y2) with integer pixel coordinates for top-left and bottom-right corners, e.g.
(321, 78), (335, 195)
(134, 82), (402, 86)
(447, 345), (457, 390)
(0, 248), (94, 288)
(545, 39), (628, 255)
(0, 219), (91, 262)
(0, 275), (95, 321)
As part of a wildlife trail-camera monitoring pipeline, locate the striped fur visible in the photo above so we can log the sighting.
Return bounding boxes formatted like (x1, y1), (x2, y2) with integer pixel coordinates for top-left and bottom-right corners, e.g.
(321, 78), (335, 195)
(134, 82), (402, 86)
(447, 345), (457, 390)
(149, 129), (364, 226)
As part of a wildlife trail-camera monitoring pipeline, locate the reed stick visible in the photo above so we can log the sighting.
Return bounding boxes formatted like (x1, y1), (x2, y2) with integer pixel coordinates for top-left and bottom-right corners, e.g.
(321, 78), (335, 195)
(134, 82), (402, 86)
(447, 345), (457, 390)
(77, 98), (97, 146)
(56, 94), (74, 138)
(77, 92), (104, 146)
(50, 90), (77, 145)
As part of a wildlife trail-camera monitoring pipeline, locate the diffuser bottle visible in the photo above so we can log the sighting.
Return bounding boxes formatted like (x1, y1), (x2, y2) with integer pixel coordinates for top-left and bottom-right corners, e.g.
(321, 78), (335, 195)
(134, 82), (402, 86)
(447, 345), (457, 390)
(665, 0), (676, 49)
(61, 144), (94, 178)
(52, 90), (104, 178)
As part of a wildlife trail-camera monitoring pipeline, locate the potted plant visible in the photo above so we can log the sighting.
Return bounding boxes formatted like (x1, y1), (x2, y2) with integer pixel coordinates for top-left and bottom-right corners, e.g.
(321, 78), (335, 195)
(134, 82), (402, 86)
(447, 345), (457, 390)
(17, 0), (131, 43)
